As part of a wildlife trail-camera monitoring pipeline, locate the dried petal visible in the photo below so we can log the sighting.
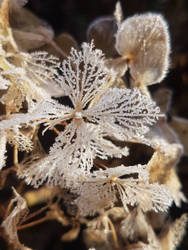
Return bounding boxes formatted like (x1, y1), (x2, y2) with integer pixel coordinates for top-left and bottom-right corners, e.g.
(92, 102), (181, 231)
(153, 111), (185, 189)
(87, 17), (118, 58)
(169, 116), (188, 155)
(1, 188), (29, 249)
(116, 13), (170, 86)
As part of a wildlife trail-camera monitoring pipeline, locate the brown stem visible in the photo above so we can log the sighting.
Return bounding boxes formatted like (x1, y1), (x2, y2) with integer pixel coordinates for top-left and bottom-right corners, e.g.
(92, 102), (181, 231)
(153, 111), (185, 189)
(94, 159), (108, 170)
(21, 205), (49, 224)
(4, 200), (14, 219)
(53, 127), (60, 135)
(13, 145), (18, 165)
(17, 216), (48, 230)
(108, 218), (119, 249)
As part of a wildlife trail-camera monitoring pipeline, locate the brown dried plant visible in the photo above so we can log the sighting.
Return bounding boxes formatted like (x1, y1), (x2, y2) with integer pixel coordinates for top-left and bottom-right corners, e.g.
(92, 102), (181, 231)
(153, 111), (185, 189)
(0, 1), (187, 250)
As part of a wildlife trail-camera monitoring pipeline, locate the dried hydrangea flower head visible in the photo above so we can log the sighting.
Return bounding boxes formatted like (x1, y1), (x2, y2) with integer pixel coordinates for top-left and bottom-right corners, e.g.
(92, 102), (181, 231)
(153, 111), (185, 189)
(115, 13), (170, 88)
(0, 0), (63, 172)
(0, 1), (187, 249)
(74, 164), (172, 216)
(0, 0), (62, 113)
(0, 42), (162, 187)
(0, 54), (61, 112)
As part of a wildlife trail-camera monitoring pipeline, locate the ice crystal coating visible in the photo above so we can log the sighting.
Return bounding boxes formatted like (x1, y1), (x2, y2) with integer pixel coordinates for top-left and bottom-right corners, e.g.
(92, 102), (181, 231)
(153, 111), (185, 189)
(0, 42), (163, 187)
(74, 165), (173, 216)
(0, 73), (11, 89)
(87, 87), (162, 139)
(0, 43), (61, 111)
(115, 13), (170, 86)
(20, 51), (60, 86)
(0, 127), (33, 170)
(7, 130), (33, 152)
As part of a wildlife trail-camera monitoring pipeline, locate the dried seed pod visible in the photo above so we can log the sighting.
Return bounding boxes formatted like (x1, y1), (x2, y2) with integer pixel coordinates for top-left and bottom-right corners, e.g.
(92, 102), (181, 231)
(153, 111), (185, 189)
(87, 16), (118, 58)
(115, 13), (170, 87)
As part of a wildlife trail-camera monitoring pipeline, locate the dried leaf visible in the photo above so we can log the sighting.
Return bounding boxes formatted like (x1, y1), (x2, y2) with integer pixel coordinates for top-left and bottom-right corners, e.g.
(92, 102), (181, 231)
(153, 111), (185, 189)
(40, 32), (79, 59)
(121, 209), (161, 249)
(160, 214), (188, 250)
(171, 214), (188, 249)
(9, 1), (54, 51)
(12, 28), (54, 51)
(1, 187), (30, 249)
(146, 122), (185, 206)
(55, 33), (78, 55)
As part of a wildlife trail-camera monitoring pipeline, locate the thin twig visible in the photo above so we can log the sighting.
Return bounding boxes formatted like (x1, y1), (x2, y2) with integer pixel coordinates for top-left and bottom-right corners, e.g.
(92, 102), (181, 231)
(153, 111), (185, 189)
(53, 127), (60, 135)
(13, 145), (18, 165)
(108, 218), (119, 249)
(17, 216), (49, 230)
(21, 205), (49, 224)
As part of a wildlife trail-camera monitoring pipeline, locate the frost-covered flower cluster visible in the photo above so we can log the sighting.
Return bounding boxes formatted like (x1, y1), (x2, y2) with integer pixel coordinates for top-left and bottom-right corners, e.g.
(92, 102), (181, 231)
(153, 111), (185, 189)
(0, 1), (187, 249)
(0, 40), (173, 215)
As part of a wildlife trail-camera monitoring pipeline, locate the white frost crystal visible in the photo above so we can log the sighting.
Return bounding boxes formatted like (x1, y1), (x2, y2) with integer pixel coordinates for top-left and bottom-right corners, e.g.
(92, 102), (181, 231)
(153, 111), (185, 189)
(74, 165), (173, 216)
